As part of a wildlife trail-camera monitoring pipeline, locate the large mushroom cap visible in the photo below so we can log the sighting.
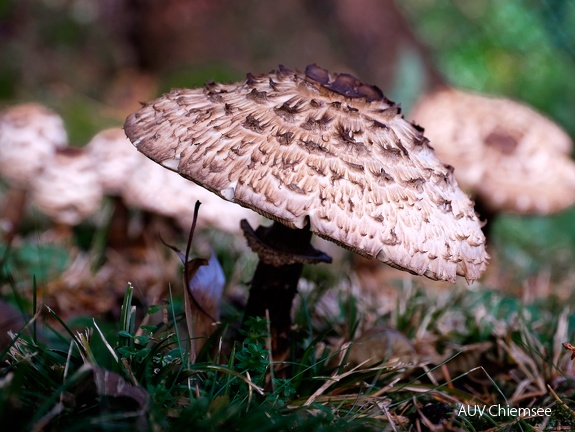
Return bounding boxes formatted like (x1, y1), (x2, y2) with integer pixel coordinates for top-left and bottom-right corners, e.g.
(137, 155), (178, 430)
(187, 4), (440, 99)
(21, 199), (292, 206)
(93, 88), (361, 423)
(0, 103), (67, 187)
(410, 87), (575, 214)
(125, 65), (488, 282)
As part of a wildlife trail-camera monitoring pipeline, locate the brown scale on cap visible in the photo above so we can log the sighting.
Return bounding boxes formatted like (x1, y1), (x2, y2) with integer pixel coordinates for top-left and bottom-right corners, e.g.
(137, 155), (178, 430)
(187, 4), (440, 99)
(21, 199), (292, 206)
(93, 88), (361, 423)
(125, 65), (488, 283)
(305, 64), (386, 102)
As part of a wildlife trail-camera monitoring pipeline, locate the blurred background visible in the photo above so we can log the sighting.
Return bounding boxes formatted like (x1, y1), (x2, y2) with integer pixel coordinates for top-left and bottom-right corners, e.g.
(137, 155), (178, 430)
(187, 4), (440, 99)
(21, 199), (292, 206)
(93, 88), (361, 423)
(3, 0), (575, 138)
(2, 0), (575, 316)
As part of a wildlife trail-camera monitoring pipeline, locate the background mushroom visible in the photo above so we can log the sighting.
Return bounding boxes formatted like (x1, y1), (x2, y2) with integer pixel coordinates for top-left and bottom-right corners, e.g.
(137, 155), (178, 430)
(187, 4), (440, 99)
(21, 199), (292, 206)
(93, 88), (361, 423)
(0, 103), (68, 242)
(409, 87), (575, 232)
(122, 150), (260, 234)
(86, 128), (143, 249)
(124, 65), (488, 356)
(30, 147), (103, 234)
(87, 128), (143, 197)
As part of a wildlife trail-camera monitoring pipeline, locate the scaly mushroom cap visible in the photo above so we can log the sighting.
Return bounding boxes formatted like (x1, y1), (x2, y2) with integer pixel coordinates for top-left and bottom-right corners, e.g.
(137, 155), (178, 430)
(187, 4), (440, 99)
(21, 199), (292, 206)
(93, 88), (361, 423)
(0, 103), (67, 187)
(30, 147), (103, 225)
(125, 65), (488, 282)
(410, 87), (575, 214)
(86, 128), (142, 195)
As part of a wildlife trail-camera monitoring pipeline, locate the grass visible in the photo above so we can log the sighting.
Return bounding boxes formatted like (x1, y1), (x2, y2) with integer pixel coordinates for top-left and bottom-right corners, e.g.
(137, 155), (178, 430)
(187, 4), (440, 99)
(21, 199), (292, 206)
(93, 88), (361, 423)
(2, 205), (575, 430)
(2, 265), (575, 431)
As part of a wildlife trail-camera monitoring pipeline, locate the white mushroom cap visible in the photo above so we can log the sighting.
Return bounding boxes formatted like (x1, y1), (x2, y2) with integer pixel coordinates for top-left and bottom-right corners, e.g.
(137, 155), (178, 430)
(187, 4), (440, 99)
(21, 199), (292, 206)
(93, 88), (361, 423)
(85, 128), (142, 195)
(122, 153), (177, 213)
(125, 65), (488, 282)
(0, 103), (67, 188)
(410, 87), (575, 214)
(30, 147), (103, 225)
(122, 153), (259, 233)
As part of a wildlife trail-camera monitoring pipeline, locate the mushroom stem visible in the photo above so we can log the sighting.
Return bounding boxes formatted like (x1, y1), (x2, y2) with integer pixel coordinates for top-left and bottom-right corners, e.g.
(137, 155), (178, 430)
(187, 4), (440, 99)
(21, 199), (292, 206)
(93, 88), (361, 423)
(471, 196), (495, 240)
(242, 220), (331, 358)
(106, 196), (131, 251)
(244, 258), (303, 356)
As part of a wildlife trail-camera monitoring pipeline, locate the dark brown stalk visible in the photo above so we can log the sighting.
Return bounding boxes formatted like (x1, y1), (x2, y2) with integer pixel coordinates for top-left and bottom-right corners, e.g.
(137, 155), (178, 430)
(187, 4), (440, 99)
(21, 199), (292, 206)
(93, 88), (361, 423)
(106, 196), (131, 251)
(242, 221), (331, 359)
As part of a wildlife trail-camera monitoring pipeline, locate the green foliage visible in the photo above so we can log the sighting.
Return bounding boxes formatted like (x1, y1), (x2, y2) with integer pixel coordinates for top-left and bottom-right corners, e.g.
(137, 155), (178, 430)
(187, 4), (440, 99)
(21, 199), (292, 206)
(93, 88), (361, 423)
(2, 279), (575, 430)
(235, 317), (270, 380)
(491, 207), (575, 281)
(158, 63), (243, 95)
(401, 0), (575, 136)
(234, 342), (268, 377)
(0, 242), (69, 285)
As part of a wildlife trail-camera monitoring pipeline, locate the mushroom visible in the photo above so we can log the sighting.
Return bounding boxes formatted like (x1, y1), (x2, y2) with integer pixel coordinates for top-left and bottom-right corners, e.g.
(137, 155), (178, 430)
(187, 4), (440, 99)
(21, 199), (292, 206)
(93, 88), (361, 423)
(124, 65), (488, 355)
(409, 87), (575, 229)
(86, 128), (145, 249)
(85, 128), (258, 250)
(122, 151), (260, 234)
(86, 128), (143, 196)
(30, 147), (103, 231)
(0, 103), (67, 241)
